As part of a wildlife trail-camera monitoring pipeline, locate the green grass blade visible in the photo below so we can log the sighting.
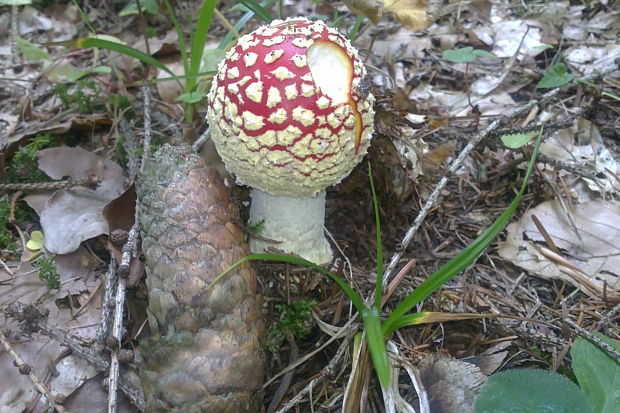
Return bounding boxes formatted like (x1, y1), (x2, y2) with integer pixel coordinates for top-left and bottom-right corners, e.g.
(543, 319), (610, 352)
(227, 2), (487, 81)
(368, 163), (384, 310)
(77, 38), (174, 77)
(362, 307), (390, 390)
(238, 0), (274, 23)
(188, 0), (217, 92)
(162, 0), (189, 78)
(347, 15), (365, 42)
(383, 129), (544, 335)
(212, 253), (367, 314)
(218, 0), (278, 50)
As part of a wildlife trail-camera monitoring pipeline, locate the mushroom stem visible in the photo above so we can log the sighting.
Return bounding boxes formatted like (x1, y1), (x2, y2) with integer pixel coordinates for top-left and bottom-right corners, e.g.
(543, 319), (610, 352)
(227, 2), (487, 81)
(249, 189), (332, 265)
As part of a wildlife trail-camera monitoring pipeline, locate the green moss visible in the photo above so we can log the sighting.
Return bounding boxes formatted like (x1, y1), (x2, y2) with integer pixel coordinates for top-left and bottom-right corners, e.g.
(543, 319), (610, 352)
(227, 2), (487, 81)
(7, 133), (57, 184)
(35, 256), (60, 289)
(267, 299), (316, 351)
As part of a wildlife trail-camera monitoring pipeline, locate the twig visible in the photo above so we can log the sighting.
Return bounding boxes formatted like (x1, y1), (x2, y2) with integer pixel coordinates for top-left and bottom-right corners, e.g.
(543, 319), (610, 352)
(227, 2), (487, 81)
(564, 317), (620, 361)
(8, 190), (22, 223)
(97, 260), (118, 342)
(139, 83), (152, 175)
(108, 271), (127, 413)
(268, 331), (299, 413)
(9, 5), (18, 67)
(595, 301), (620, 332)
(381, 65), (620, 289)
(0, 176), (100, 192)
(0, 329), (68, 413)
(4, 303), (145, 410)
(120, 120), (140, 179)
(192, 127), (210, 153)
(109, 224), (138, 413)
(273, 336), (350, 413)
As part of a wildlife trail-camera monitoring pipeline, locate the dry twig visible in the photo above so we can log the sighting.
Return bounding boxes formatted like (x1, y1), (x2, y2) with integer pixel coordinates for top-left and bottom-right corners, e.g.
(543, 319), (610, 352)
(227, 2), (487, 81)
(0, 329), (68, 413)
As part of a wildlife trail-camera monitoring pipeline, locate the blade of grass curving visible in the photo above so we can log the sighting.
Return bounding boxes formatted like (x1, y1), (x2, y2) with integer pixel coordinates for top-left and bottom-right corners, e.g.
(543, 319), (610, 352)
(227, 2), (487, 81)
(188, 0), (217, 94)
(368, 163), (384, 310)
(383, 128), (544, 335)
(362, 307), (390, 390)
(77, 38), (175, 77)
(218, 0), (277, 49)
(238, 0), (274, 23)
(387, 312), (519, 331)
(211, 253), (367, 314)
(347, 15), (365, 42)
(161, 0), (188, 77)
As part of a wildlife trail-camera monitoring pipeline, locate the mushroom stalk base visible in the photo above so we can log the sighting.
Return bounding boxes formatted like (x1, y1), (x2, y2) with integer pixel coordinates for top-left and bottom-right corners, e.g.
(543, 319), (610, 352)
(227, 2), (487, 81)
(249, 189), (332, 265)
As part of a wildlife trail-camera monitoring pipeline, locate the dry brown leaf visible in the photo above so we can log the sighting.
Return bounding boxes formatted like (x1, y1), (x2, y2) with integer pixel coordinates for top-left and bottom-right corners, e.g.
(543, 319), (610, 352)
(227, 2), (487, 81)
(345, 0), (433, 30)
(24, 147), (125, 254)
(383, 0), (433, 30)
(344, 0), (383, 24)
(499, 200), (620, 300)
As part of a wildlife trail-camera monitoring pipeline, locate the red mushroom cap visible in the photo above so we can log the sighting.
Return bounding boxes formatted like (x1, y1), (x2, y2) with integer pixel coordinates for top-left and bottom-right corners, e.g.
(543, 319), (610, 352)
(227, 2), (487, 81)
(207, 18), (374, 197)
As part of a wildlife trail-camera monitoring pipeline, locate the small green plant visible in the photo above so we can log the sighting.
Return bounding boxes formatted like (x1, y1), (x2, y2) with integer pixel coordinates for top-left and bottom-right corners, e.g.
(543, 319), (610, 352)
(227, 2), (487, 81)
(54, 79), (103, 113)
(537, 62), (574, 89)
(247, 219), (265, 235)
(71, 0), (276, 123)
(217, 131), (544, 389)
(442, 46), (497, 63)
(500, 131), (538, 149)
(268, 299), (316, 351)
(35, 256), (60, 289)
(475, 333), (620, 413)
(7, 133), (57, 183)
(276, 299), (316, 339)
(0, 200), (19, 256)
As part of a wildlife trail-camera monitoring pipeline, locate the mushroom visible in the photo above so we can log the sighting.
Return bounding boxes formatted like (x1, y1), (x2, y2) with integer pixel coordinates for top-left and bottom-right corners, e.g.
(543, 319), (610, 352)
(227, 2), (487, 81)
(207, 18), (374, 264)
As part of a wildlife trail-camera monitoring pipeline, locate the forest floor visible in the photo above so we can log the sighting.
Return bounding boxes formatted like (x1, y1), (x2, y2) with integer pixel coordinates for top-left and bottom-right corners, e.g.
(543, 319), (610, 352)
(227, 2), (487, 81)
(1, 1), (619, 412)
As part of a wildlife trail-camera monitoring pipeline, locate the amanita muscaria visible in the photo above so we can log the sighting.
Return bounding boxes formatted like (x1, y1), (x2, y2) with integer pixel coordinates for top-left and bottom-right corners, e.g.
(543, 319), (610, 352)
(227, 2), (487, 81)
(207, 18), (374, 264)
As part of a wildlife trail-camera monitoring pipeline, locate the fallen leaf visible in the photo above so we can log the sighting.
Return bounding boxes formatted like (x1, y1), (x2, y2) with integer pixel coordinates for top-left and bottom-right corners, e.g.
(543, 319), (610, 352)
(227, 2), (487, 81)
(343, 0), (383, 24)
(383, 0), (433, 30)
(344, 0), (433, 30)
(26, 230), (44, 251)
(24, 147), (125, 254)
(40, 189), (116, 254)
(499, 200), (620, 299)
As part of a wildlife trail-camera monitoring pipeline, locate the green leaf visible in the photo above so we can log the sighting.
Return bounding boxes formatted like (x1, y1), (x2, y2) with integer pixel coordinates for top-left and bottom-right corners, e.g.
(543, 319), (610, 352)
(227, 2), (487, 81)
(218, 0), (278, 49)
(537, 63), (574, 89)
(177, 90), (206, 103)
(500, 131), (537, 149)
(475, 369), (592, 413)
(26, 231), (44, 251)
(187, 0), (217, 92)
(533, 44), (553, 52)
(472, 49), (498, 59)
(66, 65), (112, 82)
(201, 48), (226, 73)
(571, 333), (620, 413)
(15, 37), (50, 61)
(118, 0), (159, 16)
(77, 37), (175, 77)
(236, 0), (274, 22)
(362, 308), (390, 390)
(213, 253), (367, 314)
(442, 47), (477, 63)
(383, 128), (544, 335)
(368, 164), (383, 309)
